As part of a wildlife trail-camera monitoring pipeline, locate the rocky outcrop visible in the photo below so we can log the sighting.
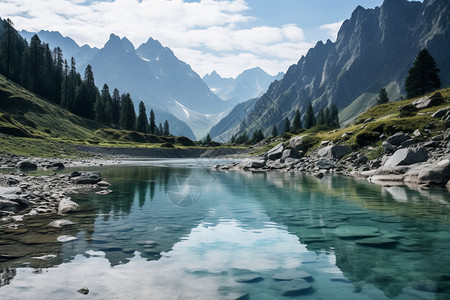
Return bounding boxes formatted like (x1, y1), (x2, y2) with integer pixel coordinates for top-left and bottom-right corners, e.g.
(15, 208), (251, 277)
(15, 161), (37, 170)
(265, 143), (284, 161)
(412, 92), (444, 109)
(218, 129), (450, 189)
(317, 145), (350, 160)
(384, 148), (428, 166)
(72, 172), (102, 184)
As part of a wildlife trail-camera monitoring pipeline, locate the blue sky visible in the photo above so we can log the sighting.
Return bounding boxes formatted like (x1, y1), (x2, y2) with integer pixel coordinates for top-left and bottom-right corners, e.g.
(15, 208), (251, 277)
(1, 0), (384, 77)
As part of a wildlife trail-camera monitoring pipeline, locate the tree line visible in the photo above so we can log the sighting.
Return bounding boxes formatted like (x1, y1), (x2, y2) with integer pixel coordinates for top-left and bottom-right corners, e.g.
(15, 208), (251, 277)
(230, 102), (340, 145)
(0, 18), (171, 136)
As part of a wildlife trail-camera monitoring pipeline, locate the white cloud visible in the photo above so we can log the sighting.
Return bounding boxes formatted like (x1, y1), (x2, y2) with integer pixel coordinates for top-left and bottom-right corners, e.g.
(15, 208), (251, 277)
(1, 0), (311, 77)
(319, 20), (344, 42)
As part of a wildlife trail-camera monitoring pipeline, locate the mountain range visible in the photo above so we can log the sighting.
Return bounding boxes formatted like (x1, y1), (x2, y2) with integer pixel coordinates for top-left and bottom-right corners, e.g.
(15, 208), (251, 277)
(19, 31), (232, 139)
(234, 0), (450, 138)
(202, 68), (284, 105)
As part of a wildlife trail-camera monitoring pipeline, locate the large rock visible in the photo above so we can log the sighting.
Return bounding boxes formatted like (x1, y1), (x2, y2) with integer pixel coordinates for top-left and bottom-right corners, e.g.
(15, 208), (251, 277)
(316, 159), (335, 170)
(74, 172), (102, 184)
(281, 149), (301, 162)
(58, 198), (80, 214)
(412, 92), (444, 109)
(240, 158), (266, 169)
(265, 143), (284, 161)
(417, 158), (450, 185)
(317, 145), (350, 160)
(0, 199), (20, 212)
(386, 132), (410, 146)
(289, 135), (309, 151)
(16, 161), (37, 170)
(431, 106), (450, 118)
(384, 148), (428, 167)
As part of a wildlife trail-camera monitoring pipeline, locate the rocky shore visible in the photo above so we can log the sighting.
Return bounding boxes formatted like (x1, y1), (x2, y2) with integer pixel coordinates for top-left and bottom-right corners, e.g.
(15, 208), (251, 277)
(217, 128), (450, 191)
(0, 155), (115, 227)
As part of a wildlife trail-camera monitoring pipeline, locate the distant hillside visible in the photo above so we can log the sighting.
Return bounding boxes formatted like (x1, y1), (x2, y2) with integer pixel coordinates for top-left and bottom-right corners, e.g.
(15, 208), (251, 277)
(209, 98), (258, 142)
(239, 0), (450, 137)
(84, 34), (229, 139)
(20, 30), (99, 67)
(0, 74), (195, 156)
(203, 67), (284, 105)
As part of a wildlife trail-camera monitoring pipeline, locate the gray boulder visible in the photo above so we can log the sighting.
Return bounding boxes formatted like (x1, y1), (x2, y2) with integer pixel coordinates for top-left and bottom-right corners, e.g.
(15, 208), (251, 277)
(265, 143), (284, 161)
(45, 162), (65, 170)
(289, 135), (309, 151)
(382, 141), (397, 154)
(58, 198), (80, 214)
(240, 158), (266, 169)
(384, 148), (428, 167)
(431, 106), (450, 119)
(386, 132), (410, 146)
(74, 172), (102, 184)
(412, 92), (444, 109)
(16, 161), (37, 170)
(281, 149), (301, 162)
(417, 158), (450, 185)
(317, 145), (350, 160)
(0, 199), (20, 212)
(316, 159), (335, 170)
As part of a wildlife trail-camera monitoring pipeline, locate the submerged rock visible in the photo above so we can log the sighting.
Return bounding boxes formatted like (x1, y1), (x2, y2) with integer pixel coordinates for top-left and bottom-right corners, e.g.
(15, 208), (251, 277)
(272, 279), (313, 296)
(49, 219), (75, 228)
(236, 275), (264, 283)
(273, 270), (313, 281)
(57, 235), (77, 242)
(355, 236), (398, 248)
(333, 225), (381, 239)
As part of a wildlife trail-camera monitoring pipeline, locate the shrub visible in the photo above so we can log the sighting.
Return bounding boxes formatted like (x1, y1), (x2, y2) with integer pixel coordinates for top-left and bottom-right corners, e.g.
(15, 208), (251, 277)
(355, 131), (380, 147)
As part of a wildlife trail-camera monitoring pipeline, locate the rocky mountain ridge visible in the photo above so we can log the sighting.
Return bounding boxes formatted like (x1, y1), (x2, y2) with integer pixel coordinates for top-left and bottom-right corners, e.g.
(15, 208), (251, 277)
(238, 0), (450, 138)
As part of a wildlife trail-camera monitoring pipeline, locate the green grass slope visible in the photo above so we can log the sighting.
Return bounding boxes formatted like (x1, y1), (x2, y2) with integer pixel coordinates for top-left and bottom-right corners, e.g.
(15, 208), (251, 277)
(251, 88), (450, 158)
(0, 75), (196, 157)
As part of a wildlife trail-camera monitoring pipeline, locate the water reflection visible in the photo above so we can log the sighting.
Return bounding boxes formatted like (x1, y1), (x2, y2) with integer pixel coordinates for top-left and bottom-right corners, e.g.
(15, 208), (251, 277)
(1, 162), (450, 299)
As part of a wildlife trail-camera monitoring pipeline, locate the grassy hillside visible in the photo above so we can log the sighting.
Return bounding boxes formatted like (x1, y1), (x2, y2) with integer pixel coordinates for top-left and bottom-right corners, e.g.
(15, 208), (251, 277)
(251, 88), (450, 158)
(0, 75), (196, 157)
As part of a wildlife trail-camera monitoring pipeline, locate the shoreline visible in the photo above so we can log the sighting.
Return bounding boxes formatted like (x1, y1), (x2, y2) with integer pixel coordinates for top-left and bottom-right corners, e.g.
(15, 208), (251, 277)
(216, 129), (450, 192)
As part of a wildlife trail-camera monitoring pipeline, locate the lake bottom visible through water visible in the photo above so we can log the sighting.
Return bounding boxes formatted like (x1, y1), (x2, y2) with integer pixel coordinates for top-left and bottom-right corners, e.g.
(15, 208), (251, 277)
(1, 159), (450, 299)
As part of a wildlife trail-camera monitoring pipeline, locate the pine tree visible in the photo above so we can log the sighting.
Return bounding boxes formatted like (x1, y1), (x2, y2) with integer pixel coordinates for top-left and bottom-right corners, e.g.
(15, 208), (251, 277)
(283, 117), (290, 132)
(317, 109), (325, 125)
(158, 123), (163, 136)
(51, 47), (64, 104)
(376, 88), (389, 105)
(120, 93), (136, 130)
(136, 101), (149, 133)
(329, 104), (340, 128)
(112, 88), (121, 127)
(405, 49), (441, 98)
(28, 34), (43, 93)
(304, 102), (316, 129)
(251, 129), (264, 144)
(149, 109), (156, 134)
(272, 124), (278, 137)
(0, 18), (15, 79)
(163, 120), (170, 136)
(101, 84), (113, 125)
(292, 109), (302, 131)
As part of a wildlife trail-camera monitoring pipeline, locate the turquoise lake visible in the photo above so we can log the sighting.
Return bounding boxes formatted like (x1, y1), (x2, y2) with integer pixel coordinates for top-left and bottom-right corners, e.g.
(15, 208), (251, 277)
(1, 159), (450, 299)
